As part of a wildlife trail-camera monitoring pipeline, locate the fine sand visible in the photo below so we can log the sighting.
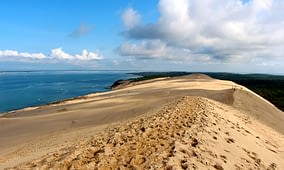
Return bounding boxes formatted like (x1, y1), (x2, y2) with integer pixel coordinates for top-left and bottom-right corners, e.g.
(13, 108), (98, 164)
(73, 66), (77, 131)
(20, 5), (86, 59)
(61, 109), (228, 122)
(0, 74), (284, 169)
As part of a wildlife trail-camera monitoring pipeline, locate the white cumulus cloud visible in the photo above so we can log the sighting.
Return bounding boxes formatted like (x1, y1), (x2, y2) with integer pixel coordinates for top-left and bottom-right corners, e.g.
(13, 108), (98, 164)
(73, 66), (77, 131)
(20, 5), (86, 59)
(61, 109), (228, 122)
(51, 48), (74, 60)
(118, 40), (167, 59)
(50, 48), (103, 61)
(75, 49), (103, 61)
(120, 0), (284, 65)
(0, 48), (103, 63)
(118, 40), (211, 62)
(122, 8), (141, 29)
(0, 50), (46, 59)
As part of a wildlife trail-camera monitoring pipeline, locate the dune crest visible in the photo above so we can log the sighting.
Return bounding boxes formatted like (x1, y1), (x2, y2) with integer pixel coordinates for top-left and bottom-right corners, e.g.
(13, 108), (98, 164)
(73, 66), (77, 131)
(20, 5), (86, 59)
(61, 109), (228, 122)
(177, 73), (214, 80)
(10, 96), (284, 169)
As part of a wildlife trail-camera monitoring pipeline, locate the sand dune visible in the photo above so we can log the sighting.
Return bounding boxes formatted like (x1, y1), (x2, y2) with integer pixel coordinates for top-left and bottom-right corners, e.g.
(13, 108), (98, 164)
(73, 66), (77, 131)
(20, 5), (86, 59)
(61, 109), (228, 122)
(233, 88), (284, 133)
(1, 74), (284, 169)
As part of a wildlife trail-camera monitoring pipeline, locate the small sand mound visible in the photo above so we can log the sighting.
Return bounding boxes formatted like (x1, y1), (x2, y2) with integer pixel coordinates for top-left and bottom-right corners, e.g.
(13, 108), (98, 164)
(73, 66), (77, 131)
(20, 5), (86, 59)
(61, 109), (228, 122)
(10, 96), (284, 170)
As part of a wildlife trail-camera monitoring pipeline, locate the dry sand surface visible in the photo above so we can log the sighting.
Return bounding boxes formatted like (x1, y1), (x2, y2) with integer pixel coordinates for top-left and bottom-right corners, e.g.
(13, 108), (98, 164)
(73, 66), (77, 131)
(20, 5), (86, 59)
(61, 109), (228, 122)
(0, 74), (284, 169)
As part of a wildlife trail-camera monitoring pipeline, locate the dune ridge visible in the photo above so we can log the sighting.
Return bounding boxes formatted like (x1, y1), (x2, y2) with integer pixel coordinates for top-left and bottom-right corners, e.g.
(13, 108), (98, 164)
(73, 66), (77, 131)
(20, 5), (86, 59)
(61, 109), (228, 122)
(9, 96), (284, 169)
(1, 74), (284, 169)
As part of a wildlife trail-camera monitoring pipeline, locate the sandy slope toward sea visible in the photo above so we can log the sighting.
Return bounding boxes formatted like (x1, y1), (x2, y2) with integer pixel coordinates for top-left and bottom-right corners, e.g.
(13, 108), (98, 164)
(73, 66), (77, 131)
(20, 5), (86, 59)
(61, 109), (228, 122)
(1, 74), (284, 169)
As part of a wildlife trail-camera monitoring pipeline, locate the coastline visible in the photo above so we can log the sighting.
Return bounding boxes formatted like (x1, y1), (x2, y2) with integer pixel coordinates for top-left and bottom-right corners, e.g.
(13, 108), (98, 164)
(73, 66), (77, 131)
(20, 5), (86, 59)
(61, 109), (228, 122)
(2, 71), (284, 116)
(0, 71), (139, 115)
(0, 72), (171, 117)
(1, 93), (96, 117)
(1, 73), (283, 169)
(0, 75), (136, 117)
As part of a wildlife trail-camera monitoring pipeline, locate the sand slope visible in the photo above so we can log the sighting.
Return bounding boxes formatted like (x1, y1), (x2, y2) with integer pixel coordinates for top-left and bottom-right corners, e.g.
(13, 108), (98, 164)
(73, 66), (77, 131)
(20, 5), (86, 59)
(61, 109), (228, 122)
(1, 74), (284, 169)
(9, 96), (284, 169)
(232, 88), (284, 133)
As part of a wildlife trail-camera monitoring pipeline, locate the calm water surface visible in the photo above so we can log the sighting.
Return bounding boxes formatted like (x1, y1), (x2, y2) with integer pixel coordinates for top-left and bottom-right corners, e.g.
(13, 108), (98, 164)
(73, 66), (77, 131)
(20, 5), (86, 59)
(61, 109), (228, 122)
(0, 71), (137, 113)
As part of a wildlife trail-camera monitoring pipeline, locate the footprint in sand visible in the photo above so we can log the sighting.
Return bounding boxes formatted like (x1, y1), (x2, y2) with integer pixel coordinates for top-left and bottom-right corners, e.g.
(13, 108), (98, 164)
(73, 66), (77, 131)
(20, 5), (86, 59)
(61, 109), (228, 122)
(191, 138), (199, 147)
(220, 155), (227, 163)
(213, 163), (224, 170)
(226, 138), (235, 144)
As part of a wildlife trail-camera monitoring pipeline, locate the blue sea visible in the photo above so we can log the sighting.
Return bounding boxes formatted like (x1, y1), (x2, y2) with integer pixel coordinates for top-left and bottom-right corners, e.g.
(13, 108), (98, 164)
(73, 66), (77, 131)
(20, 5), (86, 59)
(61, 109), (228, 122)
(0, 71), (138, 114)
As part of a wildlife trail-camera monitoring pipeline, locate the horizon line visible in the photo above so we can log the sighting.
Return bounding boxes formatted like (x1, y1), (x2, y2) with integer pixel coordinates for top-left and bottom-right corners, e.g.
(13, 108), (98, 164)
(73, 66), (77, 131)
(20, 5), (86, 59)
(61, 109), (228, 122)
(0, 70), (284, 76)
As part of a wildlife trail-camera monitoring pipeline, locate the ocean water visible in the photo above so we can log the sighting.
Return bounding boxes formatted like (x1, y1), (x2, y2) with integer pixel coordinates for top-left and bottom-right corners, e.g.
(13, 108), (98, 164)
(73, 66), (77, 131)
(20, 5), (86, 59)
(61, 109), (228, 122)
(0, 71), (137, 113)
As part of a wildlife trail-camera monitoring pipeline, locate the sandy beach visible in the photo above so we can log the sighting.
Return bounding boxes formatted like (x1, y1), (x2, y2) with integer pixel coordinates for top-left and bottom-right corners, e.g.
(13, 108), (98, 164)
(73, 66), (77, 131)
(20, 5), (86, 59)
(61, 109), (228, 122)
(1, 74), (284, 169)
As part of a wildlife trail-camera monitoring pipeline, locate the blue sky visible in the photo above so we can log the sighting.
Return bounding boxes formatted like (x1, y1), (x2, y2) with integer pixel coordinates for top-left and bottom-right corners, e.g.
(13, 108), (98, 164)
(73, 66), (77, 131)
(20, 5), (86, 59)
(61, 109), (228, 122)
(0, 0), (284, 73)
(0, 0), (157, 53)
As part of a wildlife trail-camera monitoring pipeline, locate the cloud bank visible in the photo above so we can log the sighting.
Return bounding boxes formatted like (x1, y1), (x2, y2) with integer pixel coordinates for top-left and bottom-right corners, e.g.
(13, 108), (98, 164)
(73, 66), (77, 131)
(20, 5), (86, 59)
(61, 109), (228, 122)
(0, 50), (46, 60)
(118, 0), (284, 64)
(0, 48), (103, 63)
